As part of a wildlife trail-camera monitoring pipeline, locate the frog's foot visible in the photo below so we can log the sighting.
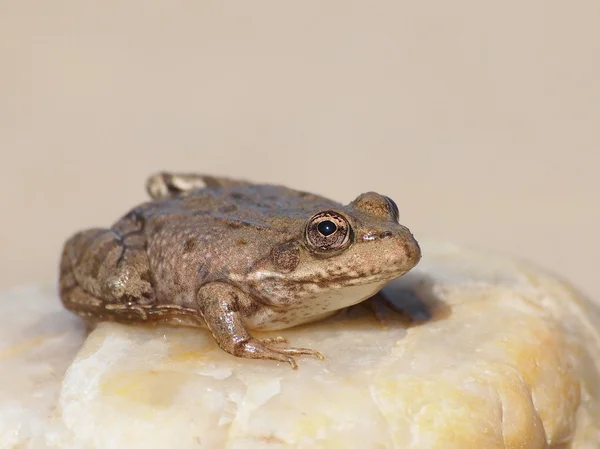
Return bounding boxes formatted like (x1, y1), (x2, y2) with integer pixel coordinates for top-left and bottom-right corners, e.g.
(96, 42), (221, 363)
(198, 282), (325, 369)
(146, 172), (253, 199)
(237, 337), (325, 370)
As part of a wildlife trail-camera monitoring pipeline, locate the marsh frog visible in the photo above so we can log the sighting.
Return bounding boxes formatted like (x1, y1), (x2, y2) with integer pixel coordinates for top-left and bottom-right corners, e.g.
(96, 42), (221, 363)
(59, 172), (421, 368)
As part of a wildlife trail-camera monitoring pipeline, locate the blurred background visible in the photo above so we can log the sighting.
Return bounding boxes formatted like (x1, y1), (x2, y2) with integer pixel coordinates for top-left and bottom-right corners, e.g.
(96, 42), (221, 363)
(1, 2), (598, 300)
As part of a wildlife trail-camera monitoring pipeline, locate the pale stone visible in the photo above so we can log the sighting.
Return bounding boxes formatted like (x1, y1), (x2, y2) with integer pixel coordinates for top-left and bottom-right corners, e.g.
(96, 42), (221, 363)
(2, 240), (600, 448)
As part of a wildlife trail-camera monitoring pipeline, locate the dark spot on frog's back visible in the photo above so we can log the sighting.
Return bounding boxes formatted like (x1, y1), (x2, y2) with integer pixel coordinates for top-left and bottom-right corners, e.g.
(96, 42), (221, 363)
(183, 237), (198, 253)
(230, 192), (245, 200)
(151, 221), (165, 235)
(226, 221), (244, 229)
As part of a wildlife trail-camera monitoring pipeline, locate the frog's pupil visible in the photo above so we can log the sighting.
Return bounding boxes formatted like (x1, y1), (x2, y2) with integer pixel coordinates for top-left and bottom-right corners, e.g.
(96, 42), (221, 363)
(317, 220), (337, 236)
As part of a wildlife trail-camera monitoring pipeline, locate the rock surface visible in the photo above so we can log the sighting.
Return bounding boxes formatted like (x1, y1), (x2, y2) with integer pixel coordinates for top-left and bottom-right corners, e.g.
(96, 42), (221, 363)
(1, 240), (600, 448)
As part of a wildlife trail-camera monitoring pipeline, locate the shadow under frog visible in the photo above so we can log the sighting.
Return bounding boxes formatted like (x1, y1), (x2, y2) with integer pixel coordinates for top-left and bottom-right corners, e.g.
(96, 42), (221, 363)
(59, 172), (442, 369)
(333, 272), (450, 328)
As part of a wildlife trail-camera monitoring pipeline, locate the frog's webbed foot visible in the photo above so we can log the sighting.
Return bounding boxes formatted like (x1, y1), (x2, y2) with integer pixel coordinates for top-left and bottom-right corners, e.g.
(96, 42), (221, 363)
(146, 172), (253, 199)
(198, 283), (324, 369)
(238, 337), (325, 370)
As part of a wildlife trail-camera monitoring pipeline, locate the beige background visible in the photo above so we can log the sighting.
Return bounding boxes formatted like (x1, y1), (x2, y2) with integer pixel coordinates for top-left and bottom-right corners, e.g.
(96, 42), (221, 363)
(1, 2), (598, 300)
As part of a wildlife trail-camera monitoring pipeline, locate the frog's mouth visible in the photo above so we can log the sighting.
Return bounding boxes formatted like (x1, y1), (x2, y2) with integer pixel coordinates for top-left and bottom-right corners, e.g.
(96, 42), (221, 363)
(250, 268), (409, 298)
(245, 266), (413, 312)
(294, 270), (407, 287)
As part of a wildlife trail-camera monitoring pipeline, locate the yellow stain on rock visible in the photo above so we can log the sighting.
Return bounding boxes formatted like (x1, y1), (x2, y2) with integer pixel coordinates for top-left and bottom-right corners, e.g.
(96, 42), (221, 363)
(371, 378), (508, 449)
(166, 341), (209, 364)
(100, 369), (189, 410)
(0, 335), (48, 360)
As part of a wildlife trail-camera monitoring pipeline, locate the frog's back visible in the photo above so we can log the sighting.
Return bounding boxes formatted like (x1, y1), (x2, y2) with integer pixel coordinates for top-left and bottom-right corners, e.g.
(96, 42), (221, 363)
(135, 184), (342, 229)
(122, 183), (343, 305)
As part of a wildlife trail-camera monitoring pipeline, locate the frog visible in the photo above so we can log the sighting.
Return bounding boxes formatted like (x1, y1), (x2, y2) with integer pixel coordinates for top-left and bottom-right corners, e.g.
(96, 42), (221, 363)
(59, 172), (422, 369)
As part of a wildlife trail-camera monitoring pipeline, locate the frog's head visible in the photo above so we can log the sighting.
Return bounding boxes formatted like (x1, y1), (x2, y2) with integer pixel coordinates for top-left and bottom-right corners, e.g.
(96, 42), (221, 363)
(249, 192), (421, 308)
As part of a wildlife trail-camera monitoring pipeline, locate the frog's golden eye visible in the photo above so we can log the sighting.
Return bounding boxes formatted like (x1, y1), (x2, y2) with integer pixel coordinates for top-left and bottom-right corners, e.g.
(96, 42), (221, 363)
(305, 211), (352, 253)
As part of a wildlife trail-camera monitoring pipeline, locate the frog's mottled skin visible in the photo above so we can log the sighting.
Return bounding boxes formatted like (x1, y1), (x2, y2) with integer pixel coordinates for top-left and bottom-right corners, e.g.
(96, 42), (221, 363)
(59, 173), (421, 368)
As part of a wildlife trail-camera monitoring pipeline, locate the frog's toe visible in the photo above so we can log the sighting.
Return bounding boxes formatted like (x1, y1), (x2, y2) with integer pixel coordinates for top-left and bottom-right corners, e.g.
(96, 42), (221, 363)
(271, 346), (325, 361)
(238, 338), (324, 369)
(284, 356), (298, 370)
(259, 337), (325, 361)
(259, 350), (299, 370)
(235, 338), (300, 369)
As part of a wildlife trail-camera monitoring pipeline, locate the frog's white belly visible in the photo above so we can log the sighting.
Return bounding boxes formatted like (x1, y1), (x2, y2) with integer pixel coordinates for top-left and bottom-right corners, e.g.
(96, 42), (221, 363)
(247, 281), (388, 331)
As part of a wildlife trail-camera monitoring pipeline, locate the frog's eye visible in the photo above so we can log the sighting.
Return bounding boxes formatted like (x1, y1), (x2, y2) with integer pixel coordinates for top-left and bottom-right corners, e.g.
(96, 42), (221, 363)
(306, 211), (352, 253)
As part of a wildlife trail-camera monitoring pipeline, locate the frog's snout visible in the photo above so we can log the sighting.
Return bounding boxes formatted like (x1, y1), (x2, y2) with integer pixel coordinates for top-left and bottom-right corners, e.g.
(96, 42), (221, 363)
(357, 224), (421, 274)
(403, 231), (422, 269)
(386, 227), (422, 272)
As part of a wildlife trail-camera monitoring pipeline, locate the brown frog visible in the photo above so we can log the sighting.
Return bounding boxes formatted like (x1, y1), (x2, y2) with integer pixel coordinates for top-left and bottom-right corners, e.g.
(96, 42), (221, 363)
(59, 172), (421, 369)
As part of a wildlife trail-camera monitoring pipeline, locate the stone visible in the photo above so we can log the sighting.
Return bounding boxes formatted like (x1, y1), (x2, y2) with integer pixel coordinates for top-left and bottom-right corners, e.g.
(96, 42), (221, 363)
(1, 240), (600, 448)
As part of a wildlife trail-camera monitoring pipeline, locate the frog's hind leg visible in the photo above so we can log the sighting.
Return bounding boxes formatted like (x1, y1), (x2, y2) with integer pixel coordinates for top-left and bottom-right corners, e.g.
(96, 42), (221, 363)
(146, 172), (253, 200)
(59, 228), (156, 324)
(60, 228), (207, 327)
(59, 243), (108, 325)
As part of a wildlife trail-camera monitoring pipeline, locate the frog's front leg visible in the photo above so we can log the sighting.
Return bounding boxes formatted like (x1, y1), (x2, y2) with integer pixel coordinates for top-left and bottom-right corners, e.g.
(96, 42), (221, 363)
(198, 282), (324, 369)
